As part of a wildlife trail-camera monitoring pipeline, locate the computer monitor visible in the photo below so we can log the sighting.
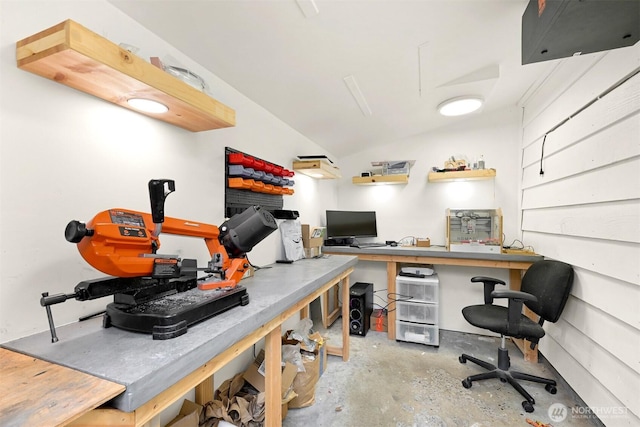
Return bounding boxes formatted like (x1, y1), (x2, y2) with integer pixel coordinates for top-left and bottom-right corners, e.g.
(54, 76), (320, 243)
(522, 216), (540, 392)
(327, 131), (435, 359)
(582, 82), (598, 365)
(325, 210), (378, 238)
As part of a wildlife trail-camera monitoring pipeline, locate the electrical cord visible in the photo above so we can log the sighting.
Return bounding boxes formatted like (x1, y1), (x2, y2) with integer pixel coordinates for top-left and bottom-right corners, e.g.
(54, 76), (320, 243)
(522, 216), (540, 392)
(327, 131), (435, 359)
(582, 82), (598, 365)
(539, 134), (547, 176)
(245, 255), (271, 270)
(396, 236), (417, 246)
(384, 292), (415, 313)
(538, 66), (639, 176)
(502, 238), (535, 253)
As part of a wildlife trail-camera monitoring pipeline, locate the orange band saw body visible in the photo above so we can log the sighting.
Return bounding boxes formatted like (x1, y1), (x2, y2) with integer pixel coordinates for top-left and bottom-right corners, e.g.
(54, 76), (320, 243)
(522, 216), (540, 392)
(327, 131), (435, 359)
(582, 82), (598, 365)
(76, 208), (239, 284)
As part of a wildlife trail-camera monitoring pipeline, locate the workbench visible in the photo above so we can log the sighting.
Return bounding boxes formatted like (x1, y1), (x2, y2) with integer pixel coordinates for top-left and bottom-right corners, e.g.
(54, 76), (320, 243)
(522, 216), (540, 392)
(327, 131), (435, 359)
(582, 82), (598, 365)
(1, 255), (357, 427)
(322, 246), (543, 361)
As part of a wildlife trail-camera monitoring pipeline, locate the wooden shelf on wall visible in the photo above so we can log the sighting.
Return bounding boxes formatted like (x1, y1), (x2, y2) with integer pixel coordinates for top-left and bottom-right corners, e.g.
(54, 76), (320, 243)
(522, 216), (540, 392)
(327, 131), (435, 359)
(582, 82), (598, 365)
(352, 174), (409, 185)
(16, 19), (235, 132)
(428, 169), (496, 182)
(293, 160), (341, 179)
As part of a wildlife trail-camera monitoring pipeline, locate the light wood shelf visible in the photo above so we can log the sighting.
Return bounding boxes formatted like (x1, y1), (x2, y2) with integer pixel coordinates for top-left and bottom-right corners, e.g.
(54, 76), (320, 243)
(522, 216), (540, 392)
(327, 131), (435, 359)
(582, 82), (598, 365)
(352, 174), (409, 185)
(16, 20), (235, 132)
(293, 160), (341, 179)
(428, 169), (496, 182)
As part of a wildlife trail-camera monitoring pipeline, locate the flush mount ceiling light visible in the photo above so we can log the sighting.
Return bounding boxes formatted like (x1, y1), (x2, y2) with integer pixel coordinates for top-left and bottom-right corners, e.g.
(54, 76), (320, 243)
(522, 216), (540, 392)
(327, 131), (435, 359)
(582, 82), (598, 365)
(127, 98), (169, 114)
(438, 96), (484, 117)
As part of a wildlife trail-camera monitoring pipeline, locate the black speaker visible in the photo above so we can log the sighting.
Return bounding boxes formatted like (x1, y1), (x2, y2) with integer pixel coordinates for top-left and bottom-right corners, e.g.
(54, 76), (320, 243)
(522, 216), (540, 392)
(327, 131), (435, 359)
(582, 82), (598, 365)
(349, 282), (373, 336)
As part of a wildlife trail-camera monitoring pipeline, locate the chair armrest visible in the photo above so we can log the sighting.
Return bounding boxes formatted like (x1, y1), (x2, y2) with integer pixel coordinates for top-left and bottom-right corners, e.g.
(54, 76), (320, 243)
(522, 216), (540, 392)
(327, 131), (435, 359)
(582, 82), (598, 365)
(471, 276), (506, 286)
(470, 276), (506, 304)
(491, 290), (539, 334)
(491, 290), (538, 303)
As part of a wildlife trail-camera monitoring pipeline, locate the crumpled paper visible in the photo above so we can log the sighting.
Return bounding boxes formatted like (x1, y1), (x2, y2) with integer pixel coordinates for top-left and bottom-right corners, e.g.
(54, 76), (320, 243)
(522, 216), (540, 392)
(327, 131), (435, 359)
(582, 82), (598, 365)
(200, 373), (265, 427)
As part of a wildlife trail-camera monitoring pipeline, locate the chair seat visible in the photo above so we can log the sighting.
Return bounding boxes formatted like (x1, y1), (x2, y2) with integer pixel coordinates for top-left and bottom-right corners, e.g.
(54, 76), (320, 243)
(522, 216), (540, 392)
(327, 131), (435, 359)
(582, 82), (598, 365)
(462, 304), (545, 339)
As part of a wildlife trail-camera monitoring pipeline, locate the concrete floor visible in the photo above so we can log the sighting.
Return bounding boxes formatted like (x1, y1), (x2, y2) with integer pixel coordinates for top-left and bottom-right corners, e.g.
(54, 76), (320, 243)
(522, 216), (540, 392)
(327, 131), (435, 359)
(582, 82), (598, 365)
(283, 318), (603, 427)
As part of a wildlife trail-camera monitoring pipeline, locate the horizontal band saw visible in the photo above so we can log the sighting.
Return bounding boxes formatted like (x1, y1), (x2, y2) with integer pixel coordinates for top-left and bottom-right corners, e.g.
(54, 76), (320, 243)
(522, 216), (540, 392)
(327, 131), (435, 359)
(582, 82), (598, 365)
(41, 179), (277, 340)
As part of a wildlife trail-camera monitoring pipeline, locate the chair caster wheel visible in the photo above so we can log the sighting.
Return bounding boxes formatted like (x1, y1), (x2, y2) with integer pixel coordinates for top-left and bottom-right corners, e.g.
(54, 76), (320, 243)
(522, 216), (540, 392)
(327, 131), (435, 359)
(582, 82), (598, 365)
(522, 401), (534, 413)
(545, 384), (557, 394)
(459, 356), (466, 364)
(462, 378), (472, 389)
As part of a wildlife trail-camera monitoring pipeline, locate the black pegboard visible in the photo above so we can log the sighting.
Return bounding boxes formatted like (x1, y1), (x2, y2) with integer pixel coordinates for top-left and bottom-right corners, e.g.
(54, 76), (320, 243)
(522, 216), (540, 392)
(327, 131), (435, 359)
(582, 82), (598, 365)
(224, 147), (292, 218)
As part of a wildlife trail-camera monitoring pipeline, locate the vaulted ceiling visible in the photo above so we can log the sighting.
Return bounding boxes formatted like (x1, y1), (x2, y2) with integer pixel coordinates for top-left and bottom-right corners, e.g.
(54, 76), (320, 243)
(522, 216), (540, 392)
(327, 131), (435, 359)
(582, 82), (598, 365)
(111, 0), (553, 158)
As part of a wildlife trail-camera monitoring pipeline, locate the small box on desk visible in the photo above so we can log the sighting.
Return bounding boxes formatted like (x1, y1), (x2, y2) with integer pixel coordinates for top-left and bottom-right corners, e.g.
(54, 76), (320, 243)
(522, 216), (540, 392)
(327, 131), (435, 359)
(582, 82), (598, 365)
(302, 224), (324, 258)
(302, 225), (324, 248)
(416, 238), (430, 247)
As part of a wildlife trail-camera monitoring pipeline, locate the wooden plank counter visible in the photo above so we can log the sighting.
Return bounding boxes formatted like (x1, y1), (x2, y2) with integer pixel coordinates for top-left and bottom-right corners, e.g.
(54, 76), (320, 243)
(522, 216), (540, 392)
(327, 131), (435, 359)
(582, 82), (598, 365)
(1, 255), (357, 426)
(0, 348), (124, 427)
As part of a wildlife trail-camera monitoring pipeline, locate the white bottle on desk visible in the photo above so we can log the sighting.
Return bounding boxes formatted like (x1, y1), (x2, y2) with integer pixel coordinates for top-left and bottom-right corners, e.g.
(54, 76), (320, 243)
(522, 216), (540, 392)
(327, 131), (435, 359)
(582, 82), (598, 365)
(478, 155), (485, 169)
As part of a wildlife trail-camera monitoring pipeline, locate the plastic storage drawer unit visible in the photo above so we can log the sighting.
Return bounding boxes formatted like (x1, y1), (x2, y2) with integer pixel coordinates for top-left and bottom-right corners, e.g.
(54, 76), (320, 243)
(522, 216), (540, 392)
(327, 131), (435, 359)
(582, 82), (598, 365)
(396, 301), (438, 324)
(395, 274), (439, 303)
(396, 320), (439, 346)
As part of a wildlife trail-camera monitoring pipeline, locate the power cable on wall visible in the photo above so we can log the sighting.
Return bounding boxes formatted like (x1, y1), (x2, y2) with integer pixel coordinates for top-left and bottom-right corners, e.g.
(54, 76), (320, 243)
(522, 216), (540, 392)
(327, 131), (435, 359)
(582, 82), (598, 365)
(539, 66), (640, 176)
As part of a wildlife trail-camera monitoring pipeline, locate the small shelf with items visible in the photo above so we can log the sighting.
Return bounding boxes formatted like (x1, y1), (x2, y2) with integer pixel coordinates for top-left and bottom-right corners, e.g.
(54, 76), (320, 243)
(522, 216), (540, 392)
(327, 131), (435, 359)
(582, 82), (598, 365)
(353, 160), (413, 185)
(428, 169), (496, 182)
(293, 159), (341, 179)
(352, 175), (409, 185)
(16, 19), (235, 132)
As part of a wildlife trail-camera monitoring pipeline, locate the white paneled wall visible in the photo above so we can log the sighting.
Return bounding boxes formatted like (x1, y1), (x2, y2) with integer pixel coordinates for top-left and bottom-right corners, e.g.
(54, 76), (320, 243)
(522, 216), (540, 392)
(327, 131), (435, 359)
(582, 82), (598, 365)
(521, 43), (640, 426)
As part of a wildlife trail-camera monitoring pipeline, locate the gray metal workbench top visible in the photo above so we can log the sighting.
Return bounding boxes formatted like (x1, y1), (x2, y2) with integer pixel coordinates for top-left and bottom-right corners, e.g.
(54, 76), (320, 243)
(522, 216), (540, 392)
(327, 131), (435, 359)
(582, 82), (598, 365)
(2, 255), (357, 412)
(323, 245), (543, 263)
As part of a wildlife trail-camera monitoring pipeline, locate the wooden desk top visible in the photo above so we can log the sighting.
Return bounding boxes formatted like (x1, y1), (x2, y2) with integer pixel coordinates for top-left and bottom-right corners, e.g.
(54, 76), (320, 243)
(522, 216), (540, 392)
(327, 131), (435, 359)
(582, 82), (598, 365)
(1, 256), (358, 413)
(323, 245), (542, 268)
(0, 348), (125, 427)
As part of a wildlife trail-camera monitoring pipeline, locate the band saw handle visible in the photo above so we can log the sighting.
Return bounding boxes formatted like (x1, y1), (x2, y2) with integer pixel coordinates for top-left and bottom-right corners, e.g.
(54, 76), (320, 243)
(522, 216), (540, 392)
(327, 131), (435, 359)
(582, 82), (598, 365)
(149, 179), (175, 224)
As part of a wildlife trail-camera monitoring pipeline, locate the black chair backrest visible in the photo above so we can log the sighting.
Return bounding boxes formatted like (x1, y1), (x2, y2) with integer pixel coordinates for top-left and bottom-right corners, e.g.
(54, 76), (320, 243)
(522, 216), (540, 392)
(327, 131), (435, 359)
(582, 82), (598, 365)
(521, 260), (574, 323)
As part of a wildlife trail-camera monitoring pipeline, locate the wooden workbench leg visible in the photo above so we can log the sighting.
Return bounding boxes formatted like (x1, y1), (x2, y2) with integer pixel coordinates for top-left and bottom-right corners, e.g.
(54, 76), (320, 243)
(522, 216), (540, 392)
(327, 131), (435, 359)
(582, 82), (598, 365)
(340, 275), (350, 361)
(509, 269), (538, 363)
(300, 304), (310, 320)
(386, 261), (397, 340)
(195, 375), (214, 405)
(264, 328), (282, 427)
(321, 289), (329, 328)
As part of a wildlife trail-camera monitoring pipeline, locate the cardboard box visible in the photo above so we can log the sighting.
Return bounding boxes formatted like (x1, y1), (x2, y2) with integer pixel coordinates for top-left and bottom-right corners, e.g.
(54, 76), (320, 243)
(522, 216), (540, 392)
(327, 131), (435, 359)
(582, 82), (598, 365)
(416, 238), (431, 247)
(304, 246), (322, 259)
(301, 224), (324, 249)
(283, 330), (327, 376)
(243, 349), (298, 399)
(282, 330), (325, 408)
(166, 399), (203, 427)
(288, 351), (320, 408)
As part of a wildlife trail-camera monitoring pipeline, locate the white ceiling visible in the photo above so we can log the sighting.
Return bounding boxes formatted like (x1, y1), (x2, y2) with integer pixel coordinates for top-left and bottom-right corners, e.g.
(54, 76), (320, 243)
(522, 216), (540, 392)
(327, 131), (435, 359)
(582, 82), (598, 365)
(110, 0), (553, 158)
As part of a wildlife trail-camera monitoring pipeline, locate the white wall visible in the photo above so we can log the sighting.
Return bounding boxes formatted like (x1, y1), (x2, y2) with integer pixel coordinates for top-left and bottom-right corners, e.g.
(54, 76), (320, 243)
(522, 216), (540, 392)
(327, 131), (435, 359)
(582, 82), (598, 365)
(520, 44), (640, 426)
(333, 106), (521, 333)
(0, 1), (337, 422)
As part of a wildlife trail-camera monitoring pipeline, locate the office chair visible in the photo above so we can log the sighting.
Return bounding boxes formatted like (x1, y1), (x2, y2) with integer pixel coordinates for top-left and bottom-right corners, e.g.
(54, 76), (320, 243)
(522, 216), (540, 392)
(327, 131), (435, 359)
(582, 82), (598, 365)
(458, 260), (574, 413)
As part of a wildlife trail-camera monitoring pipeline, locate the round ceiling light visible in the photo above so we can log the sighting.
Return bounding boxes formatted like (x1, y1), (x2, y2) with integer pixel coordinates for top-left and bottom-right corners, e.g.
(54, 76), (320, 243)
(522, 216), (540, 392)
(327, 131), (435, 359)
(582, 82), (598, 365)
(437, 96), (484, 117)
(127, 98), (169, 114)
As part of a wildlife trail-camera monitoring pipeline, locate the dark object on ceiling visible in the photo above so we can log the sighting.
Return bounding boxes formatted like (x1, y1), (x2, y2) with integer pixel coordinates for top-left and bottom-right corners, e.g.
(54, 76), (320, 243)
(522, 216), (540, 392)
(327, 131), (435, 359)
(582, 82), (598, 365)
(522, 0), (640, 65)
